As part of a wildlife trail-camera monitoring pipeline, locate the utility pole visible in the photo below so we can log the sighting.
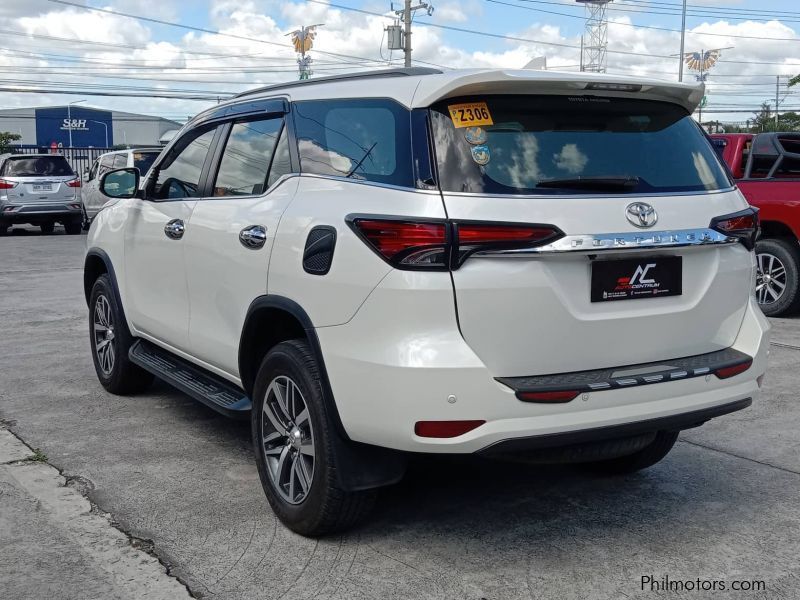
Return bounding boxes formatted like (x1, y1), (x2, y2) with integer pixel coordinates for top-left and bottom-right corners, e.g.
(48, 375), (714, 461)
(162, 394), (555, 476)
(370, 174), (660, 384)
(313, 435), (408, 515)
(403, 0), (411, 67)
(391, 1), (432, 68)
(678, 0), (687, 81)
(776, 75), (781, 130)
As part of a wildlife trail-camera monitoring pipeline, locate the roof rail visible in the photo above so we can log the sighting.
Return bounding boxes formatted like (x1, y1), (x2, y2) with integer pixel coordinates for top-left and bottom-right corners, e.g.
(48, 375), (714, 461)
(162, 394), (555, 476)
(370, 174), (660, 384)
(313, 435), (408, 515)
(233, 67), (443, 99)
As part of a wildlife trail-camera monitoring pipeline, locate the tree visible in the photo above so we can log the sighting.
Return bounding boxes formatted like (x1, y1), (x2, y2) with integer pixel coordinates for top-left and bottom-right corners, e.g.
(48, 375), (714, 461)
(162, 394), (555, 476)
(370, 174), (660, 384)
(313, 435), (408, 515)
(790, 74), (800, 88)
(0, 131), (21, 153)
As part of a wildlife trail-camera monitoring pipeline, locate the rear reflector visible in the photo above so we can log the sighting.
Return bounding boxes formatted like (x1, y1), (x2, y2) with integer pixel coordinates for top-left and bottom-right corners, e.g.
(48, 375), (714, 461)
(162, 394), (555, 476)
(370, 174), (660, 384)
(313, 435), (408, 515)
(0, 179), (17, 189)
(414, 420), (485, 438)
(710, 208), (759, 250)
(66, 178), (81, 188)
(715, 360), (752, 379)
(517, 390), (580, 403)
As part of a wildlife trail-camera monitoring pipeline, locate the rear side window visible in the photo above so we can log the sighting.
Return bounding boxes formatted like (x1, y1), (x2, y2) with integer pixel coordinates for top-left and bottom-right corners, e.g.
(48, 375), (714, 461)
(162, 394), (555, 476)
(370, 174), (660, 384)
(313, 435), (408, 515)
(213, 117), (282, 197)
(1, 155), (74, 177)
(431, 95), (732, 195)
(133, 151), (158, 175)
(293, 99), (412, 187)
(112, 154), (127, 169)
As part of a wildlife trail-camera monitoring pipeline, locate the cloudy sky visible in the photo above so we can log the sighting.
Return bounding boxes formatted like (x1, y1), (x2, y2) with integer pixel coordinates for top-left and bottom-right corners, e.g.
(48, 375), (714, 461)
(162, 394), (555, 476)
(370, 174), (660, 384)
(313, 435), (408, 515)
(0, 0), (799, 124)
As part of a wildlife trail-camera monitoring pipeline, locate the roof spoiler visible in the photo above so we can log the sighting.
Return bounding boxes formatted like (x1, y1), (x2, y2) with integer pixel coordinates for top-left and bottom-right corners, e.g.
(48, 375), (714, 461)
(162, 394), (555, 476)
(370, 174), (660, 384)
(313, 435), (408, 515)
(411, 70), (705, 113)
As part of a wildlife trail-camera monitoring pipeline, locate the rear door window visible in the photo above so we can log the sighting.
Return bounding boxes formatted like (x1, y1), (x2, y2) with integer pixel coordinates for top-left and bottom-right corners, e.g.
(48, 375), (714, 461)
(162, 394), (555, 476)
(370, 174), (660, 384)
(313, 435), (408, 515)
(430, 95), (732, 195)
(1, 155), (74, 177)
(212, 117), (283, 197)
(293, 99), (412, 187)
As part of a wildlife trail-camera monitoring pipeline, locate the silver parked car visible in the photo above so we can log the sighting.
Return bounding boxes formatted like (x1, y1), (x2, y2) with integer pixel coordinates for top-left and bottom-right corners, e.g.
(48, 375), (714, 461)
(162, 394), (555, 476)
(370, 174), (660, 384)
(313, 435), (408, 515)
(82, 149), (161, 223)
(0, 153), (83, 235)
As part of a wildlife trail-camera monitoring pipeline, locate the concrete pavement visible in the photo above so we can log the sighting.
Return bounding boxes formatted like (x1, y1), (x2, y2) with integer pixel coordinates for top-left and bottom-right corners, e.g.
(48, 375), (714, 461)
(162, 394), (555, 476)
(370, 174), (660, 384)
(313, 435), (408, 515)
(0, 230), (798, 599)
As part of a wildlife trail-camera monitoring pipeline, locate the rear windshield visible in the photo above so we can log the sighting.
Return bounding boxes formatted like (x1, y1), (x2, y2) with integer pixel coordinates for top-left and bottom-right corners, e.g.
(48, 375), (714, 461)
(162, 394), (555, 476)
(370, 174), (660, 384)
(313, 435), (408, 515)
(430, 95), (731, 195)
(133, 151), (158, 174)
(1, 155), (74, 177)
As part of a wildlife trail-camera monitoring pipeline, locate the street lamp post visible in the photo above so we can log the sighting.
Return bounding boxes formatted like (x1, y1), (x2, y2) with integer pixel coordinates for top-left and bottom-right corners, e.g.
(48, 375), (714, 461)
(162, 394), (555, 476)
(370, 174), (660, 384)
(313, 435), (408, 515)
(89, 120), (109, 147)
(67, 100), (86, 148)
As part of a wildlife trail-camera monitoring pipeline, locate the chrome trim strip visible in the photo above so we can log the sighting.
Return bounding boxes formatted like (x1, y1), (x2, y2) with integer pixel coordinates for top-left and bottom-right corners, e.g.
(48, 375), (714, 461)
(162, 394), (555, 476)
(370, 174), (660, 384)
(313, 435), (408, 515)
(475, 228), (738, 256)
(442, 187), (736, 199)
(298, 173), (441, 194)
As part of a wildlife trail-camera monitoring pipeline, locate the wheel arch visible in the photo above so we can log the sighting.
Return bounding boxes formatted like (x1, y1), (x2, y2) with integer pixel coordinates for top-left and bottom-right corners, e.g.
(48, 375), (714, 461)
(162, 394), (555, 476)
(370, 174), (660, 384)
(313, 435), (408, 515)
(759, 220), (799, 242)
(84, 249), (117, 306)
(239, 295), (407, 490)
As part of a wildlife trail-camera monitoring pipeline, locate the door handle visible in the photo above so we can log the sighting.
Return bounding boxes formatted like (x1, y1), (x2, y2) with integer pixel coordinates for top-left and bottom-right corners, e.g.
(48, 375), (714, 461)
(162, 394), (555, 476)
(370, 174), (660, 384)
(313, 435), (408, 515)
(164, 219), (185, 240)
(239, 225), (267, 249)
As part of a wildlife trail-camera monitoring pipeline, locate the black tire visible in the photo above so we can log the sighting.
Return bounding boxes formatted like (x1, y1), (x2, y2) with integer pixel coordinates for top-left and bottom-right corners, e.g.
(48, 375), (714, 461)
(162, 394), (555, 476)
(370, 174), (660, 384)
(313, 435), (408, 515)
(252, 340), (376, 536)
(64, 220), (82, 235)
(39, 222), (55, 234)
(755, 238), (800, 317)
(581, 430), (679, 475)
(0, 222), (7, 236)
(89, 274), (153, 395)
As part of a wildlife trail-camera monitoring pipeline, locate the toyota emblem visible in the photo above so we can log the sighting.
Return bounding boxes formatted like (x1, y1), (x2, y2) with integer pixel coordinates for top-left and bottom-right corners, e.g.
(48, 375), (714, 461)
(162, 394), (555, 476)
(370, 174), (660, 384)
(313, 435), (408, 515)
(625, 202), (658, 228)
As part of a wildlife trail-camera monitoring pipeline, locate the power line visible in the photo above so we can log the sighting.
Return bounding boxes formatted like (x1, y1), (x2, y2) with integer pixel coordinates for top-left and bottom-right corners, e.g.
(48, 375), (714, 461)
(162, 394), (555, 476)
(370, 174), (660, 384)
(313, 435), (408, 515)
(485, 0), (800, 43)
(42, 0), (447, 69)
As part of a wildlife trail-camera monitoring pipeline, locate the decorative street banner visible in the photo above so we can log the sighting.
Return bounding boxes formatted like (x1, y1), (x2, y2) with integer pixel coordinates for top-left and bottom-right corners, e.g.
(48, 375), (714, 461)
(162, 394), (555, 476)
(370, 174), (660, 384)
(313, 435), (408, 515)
(34, 106), (113, 148)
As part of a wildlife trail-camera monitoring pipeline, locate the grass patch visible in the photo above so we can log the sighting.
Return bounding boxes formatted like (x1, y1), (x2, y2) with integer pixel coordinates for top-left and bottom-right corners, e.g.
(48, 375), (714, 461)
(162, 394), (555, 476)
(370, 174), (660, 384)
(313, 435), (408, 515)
(29, 448), (48, 462)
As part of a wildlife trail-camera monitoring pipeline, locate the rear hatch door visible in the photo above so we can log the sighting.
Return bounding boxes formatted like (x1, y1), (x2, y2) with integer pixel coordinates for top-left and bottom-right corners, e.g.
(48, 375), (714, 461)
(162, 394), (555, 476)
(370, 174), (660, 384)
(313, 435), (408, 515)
(2, 155), (77, 203)
(430, 93), (753, 378)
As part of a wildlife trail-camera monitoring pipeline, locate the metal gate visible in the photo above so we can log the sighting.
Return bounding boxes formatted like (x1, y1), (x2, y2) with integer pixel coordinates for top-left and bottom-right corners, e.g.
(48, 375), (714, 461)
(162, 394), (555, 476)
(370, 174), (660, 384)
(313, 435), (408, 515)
(10, 146), (115, 176)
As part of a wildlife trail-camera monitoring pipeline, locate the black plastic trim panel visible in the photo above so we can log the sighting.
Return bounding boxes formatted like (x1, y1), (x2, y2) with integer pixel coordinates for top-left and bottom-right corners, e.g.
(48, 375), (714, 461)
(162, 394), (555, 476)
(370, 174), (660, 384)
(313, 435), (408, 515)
(478, 398), (752, 455)
(498, 347), (752, 400)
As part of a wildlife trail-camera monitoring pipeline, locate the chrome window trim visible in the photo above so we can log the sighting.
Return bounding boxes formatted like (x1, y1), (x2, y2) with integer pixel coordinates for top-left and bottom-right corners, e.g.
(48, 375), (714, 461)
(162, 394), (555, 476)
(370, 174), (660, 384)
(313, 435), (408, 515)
(297, 173), (442, 195)
(440, 186), (737, 199)
(474, 228), (739, 256)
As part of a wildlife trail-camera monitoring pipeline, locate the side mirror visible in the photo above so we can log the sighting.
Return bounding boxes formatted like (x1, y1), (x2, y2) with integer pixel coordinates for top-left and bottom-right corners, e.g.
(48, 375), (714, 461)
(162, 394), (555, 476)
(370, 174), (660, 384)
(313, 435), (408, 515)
(82, 171), (91, 183)
(100, 167), (139, 199)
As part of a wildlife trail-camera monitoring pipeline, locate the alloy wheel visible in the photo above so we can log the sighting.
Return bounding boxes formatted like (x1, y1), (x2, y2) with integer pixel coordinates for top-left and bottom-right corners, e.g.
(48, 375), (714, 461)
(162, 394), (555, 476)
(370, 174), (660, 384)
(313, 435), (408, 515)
(93, 294), (116, 375)
(261, 375), (315, 505)
(756, 252), (787, 306)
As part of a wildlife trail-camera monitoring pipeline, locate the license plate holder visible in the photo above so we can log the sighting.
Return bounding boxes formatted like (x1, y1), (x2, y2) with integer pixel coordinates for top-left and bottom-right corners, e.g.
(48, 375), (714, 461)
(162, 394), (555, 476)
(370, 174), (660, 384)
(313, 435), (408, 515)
(591, 256), (682, 302)
(32, 184), (53, 192)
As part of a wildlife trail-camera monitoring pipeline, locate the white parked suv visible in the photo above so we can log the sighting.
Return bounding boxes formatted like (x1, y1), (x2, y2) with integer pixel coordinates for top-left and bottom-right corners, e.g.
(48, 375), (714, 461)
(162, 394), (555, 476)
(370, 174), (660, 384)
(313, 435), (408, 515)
(83, 68), (770, 536)
(81, 148), (161, 223)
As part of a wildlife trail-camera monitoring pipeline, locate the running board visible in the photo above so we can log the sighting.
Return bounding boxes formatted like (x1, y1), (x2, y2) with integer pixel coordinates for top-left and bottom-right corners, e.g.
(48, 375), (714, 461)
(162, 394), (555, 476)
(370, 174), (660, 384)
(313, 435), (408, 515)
(129, 340), (251, 419)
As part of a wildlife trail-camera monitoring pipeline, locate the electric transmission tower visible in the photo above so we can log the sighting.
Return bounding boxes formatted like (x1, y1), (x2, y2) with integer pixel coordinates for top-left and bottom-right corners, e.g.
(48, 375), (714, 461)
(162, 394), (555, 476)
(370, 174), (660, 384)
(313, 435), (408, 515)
(577, 0), (613, 73)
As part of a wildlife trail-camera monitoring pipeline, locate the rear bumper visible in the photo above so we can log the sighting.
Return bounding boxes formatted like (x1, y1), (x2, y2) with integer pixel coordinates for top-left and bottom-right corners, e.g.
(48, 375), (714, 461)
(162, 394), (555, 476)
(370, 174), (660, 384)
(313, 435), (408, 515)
(317, 269), (770, 454)
(1, 203), (82, 223)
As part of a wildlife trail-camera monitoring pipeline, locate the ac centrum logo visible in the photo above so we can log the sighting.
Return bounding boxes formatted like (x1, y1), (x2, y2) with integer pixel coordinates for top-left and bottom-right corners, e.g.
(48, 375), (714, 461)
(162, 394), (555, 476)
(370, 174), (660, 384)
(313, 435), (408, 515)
(625, 202), (658, 228)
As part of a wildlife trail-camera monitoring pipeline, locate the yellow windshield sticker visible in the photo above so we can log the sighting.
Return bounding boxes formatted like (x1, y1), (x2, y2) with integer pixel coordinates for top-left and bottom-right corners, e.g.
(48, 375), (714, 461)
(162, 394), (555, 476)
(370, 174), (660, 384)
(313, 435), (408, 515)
(448, 102), (493, 128)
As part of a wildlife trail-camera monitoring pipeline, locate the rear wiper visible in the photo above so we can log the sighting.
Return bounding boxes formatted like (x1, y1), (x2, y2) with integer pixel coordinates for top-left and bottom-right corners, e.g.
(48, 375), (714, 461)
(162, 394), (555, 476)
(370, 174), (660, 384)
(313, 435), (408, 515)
(346, 142), (377, 178)
(536, 176), (640, 192)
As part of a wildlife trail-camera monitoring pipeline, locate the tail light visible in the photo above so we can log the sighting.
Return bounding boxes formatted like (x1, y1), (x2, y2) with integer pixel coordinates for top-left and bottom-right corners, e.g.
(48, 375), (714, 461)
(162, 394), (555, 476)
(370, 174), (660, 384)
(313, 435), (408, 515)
(454, 222), (562, 267)
(710, 207), (759, 250)
(348, 218), (449, 269)
(348, 216), (562, 270)
(0, 179), (17, 189)
(66, 178), (81, 188)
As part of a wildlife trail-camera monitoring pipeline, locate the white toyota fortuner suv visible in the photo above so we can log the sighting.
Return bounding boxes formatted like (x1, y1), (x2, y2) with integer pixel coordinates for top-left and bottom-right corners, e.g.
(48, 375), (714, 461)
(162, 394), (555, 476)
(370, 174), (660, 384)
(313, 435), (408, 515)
(84, 68), (770, 536)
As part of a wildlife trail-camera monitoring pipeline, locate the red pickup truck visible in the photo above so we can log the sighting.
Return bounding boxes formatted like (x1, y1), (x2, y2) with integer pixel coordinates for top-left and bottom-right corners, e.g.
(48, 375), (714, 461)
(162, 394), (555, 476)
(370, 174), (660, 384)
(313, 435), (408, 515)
(711, 132), (800, 316)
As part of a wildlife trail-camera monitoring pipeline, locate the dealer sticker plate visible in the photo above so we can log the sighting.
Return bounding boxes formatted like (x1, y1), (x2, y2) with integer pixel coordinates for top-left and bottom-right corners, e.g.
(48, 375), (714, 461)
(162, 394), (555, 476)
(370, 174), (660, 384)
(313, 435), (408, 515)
(591, 256), (682, 302)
